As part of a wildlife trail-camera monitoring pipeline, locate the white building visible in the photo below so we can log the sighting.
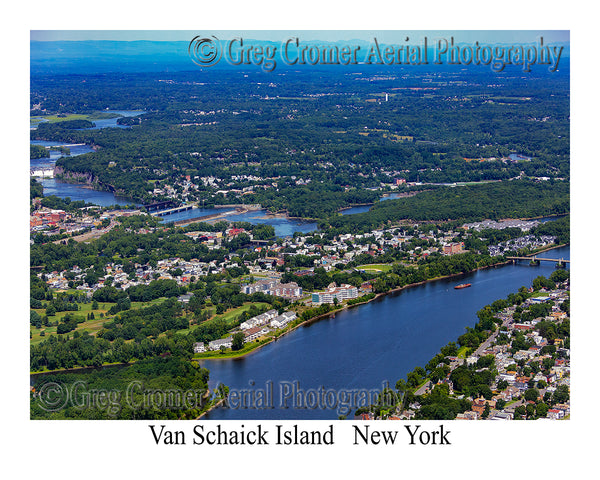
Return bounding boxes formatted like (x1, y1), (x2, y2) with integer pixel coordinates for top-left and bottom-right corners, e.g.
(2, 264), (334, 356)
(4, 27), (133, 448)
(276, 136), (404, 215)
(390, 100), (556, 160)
(270, 311), (297, 329)
(208, 337), (233, 351)
(243, 326), (270, 343)
(311, 284), (358, 304)
(240, 309), (278, 330)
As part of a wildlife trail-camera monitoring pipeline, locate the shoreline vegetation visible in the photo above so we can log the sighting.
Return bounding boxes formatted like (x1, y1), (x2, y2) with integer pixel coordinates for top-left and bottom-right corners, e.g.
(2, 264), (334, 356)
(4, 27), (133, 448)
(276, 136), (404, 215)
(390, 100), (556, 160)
(30, 242), (568, 376)
(192, 242), (569, 419)
(193, 242), (568, 363)
(34, 175), (571, 228)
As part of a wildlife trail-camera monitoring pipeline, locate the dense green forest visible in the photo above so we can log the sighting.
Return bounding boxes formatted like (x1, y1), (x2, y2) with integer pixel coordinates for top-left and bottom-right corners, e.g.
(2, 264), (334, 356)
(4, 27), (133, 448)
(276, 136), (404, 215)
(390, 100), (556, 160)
(324, 180), (569, 232)
(30, 356), (213, 419)
(30, 144), (49, 159)
(30, 178), (43, 199)
(31, 68), (569, 215)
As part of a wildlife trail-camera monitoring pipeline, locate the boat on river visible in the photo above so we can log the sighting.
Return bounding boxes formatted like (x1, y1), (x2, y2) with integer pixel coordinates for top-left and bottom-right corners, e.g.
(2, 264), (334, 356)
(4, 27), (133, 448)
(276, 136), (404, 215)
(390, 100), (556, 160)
(454, 283), (472, 289)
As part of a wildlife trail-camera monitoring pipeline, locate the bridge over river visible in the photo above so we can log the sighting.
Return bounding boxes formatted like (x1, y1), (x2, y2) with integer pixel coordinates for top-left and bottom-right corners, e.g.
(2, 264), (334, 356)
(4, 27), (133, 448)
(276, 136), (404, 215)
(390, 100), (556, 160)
(507, 256), (570, 266)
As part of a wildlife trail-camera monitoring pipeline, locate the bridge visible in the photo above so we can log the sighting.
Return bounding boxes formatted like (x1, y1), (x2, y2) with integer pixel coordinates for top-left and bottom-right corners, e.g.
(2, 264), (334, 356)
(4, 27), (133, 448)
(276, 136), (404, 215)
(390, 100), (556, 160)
(507, 256), (570, 266)
(142, 200), (180, 212)
(151, 204), (197, 217)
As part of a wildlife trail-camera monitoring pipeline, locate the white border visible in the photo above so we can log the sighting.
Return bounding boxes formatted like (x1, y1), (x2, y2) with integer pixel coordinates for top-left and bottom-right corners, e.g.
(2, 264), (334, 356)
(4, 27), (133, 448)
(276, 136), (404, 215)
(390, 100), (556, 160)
(5, 1), (596, 477)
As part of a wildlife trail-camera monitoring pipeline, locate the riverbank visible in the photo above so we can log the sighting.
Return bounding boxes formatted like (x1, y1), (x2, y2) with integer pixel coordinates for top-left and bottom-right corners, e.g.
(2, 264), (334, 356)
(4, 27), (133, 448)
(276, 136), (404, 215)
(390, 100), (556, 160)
(196, 397), (226, 419)
(30, 361), (130, 377)
(31, 243), (569, 375)
(194, 261), (513, 362)
(195, 243), (569, 362)
(527, 243), (568, 256)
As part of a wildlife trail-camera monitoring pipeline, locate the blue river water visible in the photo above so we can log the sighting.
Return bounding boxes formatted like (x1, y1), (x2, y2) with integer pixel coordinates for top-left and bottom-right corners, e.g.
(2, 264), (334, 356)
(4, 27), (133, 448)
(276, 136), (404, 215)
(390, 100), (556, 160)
(31, 112), (145, 207)
(80, 110), (145, 130)
(30, 140), (95, 169)
(201, 245), (570, 420)
(340, 193), (404, 215)
(38, 178), (137, 207)
(161, 207), (319, 238)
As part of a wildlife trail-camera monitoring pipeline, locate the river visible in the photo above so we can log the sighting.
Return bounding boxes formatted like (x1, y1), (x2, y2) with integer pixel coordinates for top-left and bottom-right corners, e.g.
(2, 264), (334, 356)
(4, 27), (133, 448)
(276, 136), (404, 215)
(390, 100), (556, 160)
(340, 193), (404, 215)
(161, 207), (318, 238)
(200, 244), (570, 420)
(31, 111), (144, 207)
(79, 110), (145, 130)
(38, 178), (137, 207)
(154, 192), (410, 235)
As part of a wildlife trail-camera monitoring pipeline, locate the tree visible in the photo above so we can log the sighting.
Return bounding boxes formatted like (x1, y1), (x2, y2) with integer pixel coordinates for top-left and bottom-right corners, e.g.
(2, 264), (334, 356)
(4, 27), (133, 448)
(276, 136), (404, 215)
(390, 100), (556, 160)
(30, 310), (42, 328)
(526, 403), (536, 418)
(532, 275), (555, 291)
(231, 332), (245, 351)
(524, 388), (539, 402)
(552, 385), (570, 405)
(440, 342), (458, 357)
(535, 402), (549, 418)
(550, 269), (569, 284)
(514, 405), (527, 419)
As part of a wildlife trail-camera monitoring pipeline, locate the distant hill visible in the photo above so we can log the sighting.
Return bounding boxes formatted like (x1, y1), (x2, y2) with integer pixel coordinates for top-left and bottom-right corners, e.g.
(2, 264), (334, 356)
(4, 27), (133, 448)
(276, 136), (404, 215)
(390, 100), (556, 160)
(31, 38), (570, 75)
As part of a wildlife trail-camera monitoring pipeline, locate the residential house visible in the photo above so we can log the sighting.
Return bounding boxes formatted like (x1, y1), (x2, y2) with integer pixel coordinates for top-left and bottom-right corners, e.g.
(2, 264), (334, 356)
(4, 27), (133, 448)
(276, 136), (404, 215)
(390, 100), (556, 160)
(240, 309), (278, 330)
(443, 242), (464, 255)
(547, 409), (564, 420)
(208, 337), (233, 351)
(243, 326), (270, 343)
(270, 311), (297, 329)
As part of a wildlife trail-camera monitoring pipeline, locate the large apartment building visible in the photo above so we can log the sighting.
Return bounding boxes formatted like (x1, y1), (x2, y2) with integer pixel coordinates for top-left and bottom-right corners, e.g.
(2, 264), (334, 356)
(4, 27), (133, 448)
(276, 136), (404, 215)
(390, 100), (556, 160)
(311, 283), (358, 304)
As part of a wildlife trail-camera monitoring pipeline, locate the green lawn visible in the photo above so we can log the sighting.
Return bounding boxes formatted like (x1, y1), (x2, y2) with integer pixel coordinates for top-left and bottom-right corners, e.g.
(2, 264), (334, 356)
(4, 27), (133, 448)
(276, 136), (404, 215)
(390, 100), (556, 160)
(357, 263), (393, 273)
(175, 302), (271, 336)
(31, 297), (272, 346)
(457, 346), (470, 359)
(30, 296), (168, 345)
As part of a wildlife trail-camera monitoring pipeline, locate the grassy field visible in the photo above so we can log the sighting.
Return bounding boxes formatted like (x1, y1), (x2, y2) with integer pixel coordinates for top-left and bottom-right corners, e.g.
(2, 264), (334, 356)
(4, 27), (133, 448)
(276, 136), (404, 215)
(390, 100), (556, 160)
(30, 296), (168, 345)
(31, 293), (273, 351)
(356, 263), (394, 273)
(175, 302), (271, 336)
(457, 346), (470, 359)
